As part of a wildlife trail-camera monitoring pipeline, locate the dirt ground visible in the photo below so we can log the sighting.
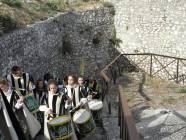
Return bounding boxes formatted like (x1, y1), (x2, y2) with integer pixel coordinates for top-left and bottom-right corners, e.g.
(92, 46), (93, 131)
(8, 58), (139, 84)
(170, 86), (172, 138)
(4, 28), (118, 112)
(116, 72), (186, 123)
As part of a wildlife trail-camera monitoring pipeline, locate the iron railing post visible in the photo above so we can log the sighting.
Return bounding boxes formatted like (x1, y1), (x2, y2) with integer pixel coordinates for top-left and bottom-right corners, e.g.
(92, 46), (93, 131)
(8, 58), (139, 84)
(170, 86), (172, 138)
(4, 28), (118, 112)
(150, 54), (153, 76)
(176, 59), (179, 83)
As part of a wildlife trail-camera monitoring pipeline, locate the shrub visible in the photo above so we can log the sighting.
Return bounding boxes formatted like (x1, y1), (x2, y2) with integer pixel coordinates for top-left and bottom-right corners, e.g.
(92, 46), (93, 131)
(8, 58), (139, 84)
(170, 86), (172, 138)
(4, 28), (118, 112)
(2, 0), (22, 7)
(0, 15), (18, 36)
(46, 0), (67, 11)
(59, 34), (72, 56)
(176, 87), (186, 93)
(109, 27), (122, 47)
(102, 2), (114, 8)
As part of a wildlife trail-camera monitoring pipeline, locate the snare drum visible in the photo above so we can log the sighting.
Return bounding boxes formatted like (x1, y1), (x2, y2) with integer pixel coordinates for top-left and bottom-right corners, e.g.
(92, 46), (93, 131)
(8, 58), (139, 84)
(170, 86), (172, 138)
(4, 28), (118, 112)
(88, 100), (103, 121)
(73, 109), (96, 135)
(24, 93), (39, 113)
(48, 115), (74, 140)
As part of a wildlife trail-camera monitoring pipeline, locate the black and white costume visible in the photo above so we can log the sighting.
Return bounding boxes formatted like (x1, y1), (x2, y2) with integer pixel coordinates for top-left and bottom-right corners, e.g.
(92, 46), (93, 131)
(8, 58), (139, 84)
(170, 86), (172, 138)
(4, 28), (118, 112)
(7, 73), (41, 138)
(79, 85), (89, 98)
(3, 88), (19, 109)
(7, 73), (33, 96)
(2, 88), (31, 139)
(33, 88), (47, 133)
(33, 89), (47, 105)
(39, 91), (67, 139)
(0, 89), (26, 140)
(4, 88), (41, 139)
(65, 85), (85, 110)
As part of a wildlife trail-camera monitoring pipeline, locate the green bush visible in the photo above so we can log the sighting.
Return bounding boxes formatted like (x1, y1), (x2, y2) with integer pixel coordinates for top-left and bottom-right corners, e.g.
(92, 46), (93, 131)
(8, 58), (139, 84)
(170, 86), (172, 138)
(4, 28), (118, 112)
(109, 27), (122, 47)
(102, 2), (114, 8)
(0, 24), (4, 36)
(59, 35), (72, 56)
(176, 87), (186, 93)
(2, 0), (22, 7)
(0, 15), (18, 36)
(46, 0), (67, 11)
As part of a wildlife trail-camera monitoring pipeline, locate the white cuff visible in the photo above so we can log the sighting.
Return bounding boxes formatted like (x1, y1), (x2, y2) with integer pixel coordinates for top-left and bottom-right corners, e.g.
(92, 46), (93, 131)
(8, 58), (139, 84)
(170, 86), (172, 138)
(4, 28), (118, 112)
(65, 102), (72, 109)
(15, 102), (23, 109)
(39, 105), (48, 112)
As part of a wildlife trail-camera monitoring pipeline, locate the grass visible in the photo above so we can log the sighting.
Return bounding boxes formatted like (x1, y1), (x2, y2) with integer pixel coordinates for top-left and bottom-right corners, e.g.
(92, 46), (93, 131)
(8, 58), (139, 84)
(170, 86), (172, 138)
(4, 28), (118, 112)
(2, 0), (22, 7)
(0, 0), (103, 36)
(102, 1), (114, 8)
(144, 75), (178, 90)
(175, 87), (186, 93)
(0, 15), (18, 35)
(162, 96), (177, 104)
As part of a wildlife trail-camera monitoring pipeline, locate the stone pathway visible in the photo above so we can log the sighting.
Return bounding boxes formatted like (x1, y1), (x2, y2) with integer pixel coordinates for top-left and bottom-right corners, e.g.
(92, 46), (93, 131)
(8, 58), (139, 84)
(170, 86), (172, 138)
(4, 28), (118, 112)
(137, 109), (186, 140)
(82, 81), (121, 140)
(119, 72), (186, 140)
(102, 83), (120, 140)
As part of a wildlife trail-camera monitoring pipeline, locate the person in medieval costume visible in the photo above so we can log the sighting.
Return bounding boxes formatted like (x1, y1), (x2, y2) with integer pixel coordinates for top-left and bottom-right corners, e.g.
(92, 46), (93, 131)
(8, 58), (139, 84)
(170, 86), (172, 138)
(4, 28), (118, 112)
(39, 79), (77, 140)
(88, 79), (102, 99)
(33, 79), (48, 134)
(0, 77), (19, 109)
(0, 77), (41, 139)
(78, 76), (90, 98)
(0, 88), (26, 140)
(6, 66), (34, 96)
(65, 75), (86, 111)
(65, 75), (91, 139)
(34, 79), (47, 105)
(43, 73), (54, 88)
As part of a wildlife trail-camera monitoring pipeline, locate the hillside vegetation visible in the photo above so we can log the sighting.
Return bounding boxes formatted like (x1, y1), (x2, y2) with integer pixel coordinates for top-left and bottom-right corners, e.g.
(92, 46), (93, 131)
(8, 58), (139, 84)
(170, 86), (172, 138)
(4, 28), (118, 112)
(0, 0), (109, 36)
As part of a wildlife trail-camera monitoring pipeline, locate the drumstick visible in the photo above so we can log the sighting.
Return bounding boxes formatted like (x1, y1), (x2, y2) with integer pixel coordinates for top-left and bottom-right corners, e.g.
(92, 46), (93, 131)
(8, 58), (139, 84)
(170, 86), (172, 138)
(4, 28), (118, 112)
(46, 113), (59, 116)
(69, 104), (82, 114)
(12, 87), (26, 91)
(47, 113), (60, 120)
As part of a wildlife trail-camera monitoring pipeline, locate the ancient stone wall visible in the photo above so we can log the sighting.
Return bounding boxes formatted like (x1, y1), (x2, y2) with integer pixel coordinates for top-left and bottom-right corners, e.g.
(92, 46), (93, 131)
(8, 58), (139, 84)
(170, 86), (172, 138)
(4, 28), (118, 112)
(102, 0), (186, 83)
(0, 7), (119, 79)
(106, 0), (186, 58)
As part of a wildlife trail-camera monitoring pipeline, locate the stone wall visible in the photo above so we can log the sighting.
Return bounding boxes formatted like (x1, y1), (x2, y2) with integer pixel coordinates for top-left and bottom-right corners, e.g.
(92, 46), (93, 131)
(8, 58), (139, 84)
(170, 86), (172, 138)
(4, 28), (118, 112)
(0, 6), (119, 79)
(101, 0), (186, 83)
(105, 0), (186, 58)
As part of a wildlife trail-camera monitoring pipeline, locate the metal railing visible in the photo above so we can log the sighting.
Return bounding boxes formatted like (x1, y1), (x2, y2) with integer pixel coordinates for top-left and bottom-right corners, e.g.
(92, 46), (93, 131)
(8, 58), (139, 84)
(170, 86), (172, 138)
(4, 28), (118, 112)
(118, 85), (140, 140)
(122, 53), (186, 84)
(100, 54), (140, 140)
(101, 53), (186, 85)
(99, 52), (186, 140)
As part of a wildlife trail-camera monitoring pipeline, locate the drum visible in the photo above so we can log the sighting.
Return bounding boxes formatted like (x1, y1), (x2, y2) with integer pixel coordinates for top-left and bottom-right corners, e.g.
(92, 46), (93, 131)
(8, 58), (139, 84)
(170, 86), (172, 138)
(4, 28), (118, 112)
(48, 115), (74, 140)
(73, 109), (96, 135)
(88, 100), (103, 121)
(24, 93), (39, 113)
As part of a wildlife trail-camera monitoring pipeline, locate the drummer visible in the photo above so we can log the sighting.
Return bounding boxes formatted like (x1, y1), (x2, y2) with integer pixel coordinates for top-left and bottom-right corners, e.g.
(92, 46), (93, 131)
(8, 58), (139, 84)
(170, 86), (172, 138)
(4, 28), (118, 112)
(0, 89), (26, 140)
(0, 77), (21, 108)
(33, 79), (47, 105)
(6, 66), (34, 96)
(65, 75), (85, 111)
(0, 77), (30, 139)
(39, 79), (68, 139)
(89, 79), (101, 99)
(43, 72), (54, 88)
(33, 79), (47, 134)
(78, 76), (90, 98)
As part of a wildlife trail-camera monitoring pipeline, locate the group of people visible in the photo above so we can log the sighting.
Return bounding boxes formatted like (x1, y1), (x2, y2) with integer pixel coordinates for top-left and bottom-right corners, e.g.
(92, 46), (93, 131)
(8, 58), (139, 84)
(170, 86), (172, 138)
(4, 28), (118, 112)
(0, 66), (102, 140)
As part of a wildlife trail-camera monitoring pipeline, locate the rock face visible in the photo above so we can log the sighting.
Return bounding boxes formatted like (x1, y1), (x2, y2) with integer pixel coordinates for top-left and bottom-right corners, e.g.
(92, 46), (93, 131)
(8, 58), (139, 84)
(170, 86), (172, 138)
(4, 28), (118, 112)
(0, 7), (119, 79)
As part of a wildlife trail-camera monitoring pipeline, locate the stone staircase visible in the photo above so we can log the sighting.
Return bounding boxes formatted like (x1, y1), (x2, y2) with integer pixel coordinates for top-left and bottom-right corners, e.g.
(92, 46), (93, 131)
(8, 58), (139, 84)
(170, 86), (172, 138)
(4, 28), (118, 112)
(82, 81), (121, 140)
